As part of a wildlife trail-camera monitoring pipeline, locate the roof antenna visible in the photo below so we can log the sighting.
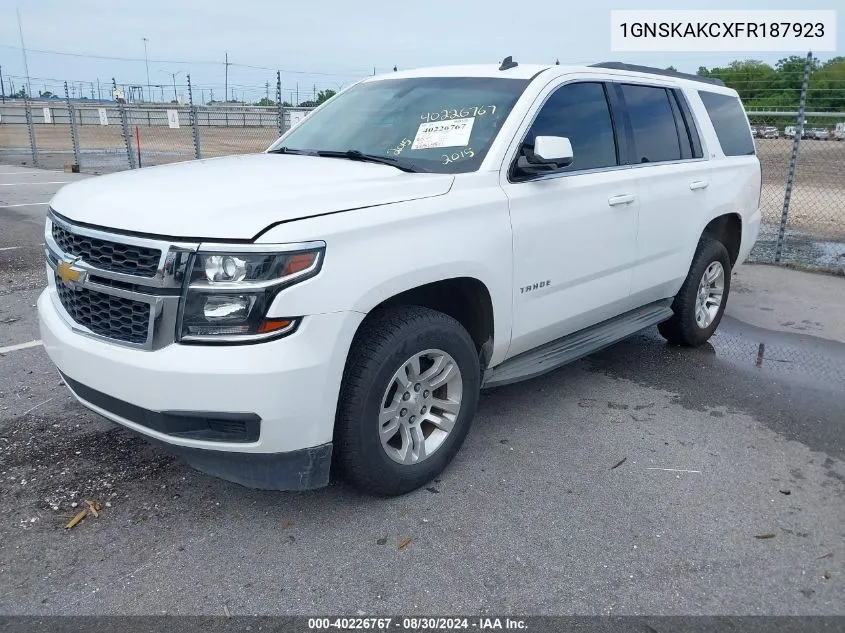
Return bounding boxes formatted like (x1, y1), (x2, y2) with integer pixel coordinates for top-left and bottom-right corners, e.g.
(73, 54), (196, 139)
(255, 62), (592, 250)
(499, 55), (518, 71)
(393, 65), (397, 72)
(555, 58), (560, 65)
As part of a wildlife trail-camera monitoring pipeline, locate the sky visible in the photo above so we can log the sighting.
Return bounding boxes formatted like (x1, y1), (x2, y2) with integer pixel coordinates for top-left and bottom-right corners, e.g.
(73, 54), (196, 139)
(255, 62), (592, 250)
(0, 0), (842, 103)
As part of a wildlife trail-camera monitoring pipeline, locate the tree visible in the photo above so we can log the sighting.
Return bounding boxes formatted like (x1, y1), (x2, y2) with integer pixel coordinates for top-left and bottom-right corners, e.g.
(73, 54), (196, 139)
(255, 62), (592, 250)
(39, 90), (54, 98)
(254, 97), (275, 106)
(665, 66), (678, 72)
(315, 89), (336, 105)
(11, 87), (28, 99)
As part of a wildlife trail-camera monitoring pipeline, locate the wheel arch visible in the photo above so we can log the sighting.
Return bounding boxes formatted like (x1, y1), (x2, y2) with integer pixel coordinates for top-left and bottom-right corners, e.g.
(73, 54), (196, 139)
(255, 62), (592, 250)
(699, 212), (742, 266)
(353, 275), (498, 371)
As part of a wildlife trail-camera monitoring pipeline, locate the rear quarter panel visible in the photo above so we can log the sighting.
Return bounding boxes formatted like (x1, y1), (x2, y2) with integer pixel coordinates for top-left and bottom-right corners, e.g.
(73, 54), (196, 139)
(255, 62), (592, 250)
(682, 86), (761, 267)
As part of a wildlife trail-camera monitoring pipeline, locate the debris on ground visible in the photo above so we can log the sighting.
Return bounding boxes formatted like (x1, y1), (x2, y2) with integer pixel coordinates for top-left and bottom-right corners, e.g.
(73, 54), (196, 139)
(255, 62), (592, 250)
(64, 500), (103, 529)
(779, 489), (792, 495)
(65, 510), (87, 530)
(611, 457), (627, 470)
(818, 553), (833, 560)
(376, 538), (387, 545)
(282, 520), (292, 529)
(398, 537), (412, 550)
(823, 571), (831, 580)
(754, 533), (776, 540)
(85, 500), (101, 518)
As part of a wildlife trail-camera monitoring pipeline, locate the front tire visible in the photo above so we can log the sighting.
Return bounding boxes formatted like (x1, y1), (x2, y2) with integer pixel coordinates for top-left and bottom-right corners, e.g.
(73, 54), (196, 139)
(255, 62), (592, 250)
(658, 237), (731, 347)
(335, 306), (480, 496)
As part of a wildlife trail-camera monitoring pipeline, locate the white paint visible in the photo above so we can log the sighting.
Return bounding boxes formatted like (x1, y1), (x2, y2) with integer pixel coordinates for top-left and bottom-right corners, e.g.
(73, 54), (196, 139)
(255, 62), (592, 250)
(22, 397), (55, 416)
(645, 468), (703, 473)
(48, 154), (453, 239)
(98, 108), (109, 126)
(0, 246), (22, 251)
(0, 182), (69, 186)
(2, 202), (50, 208)
(411, 117), (474, 149)
(43, 107), (52, 124)
(0, 340), (43, 354)
(166, 109), (180, 129)
(0, 171), (42, 175)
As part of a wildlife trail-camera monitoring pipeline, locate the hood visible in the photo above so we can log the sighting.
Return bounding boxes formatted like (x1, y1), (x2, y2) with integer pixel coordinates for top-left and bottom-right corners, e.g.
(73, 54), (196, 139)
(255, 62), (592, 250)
(50, 153), (454, 240)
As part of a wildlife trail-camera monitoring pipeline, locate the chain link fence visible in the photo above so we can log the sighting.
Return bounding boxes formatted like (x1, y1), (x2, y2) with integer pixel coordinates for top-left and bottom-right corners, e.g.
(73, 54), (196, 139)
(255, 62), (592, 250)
(743, 54), (845, 273)
(1, 59), (843, 273)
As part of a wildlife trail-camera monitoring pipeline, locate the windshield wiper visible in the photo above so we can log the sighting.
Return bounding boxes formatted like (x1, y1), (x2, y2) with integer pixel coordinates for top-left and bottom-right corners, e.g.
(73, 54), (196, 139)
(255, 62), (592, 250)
(267, 146), (312, 155)
(315, 149), (420, 173)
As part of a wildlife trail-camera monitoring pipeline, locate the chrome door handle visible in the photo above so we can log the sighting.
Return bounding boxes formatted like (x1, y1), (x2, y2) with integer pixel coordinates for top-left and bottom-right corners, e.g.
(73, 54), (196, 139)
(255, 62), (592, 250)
(608, 193), (636, 206)
(689, 180), (710, 190)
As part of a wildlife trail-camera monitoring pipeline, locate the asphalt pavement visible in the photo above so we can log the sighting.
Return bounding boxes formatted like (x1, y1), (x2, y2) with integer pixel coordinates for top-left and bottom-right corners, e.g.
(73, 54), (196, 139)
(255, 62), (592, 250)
(1, 166), (843, 616)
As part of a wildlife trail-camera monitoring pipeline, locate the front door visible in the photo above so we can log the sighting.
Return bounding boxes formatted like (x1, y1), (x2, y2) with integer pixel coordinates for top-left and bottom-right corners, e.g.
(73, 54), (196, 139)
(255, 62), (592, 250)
(501, 81), (640, 358)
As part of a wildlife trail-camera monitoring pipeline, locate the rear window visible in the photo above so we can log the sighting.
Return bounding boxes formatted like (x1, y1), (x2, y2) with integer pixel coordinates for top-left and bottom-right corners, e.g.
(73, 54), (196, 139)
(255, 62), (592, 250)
(698, 91), (755, 157)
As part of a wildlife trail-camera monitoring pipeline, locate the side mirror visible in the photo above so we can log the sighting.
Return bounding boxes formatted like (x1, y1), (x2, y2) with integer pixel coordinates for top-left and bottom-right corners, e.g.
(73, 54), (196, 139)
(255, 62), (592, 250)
(533, 136), (573, 167)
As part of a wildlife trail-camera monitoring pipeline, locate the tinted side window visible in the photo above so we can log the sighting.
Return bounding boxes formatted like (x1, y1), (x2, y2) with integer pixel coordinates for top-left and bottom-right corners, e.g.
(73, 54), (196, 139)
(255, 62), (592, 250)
(523, 82), (618, 172)
(620, 84), (682, 163)
(698, 91), (755, 156)
(671, 89), (703, 159)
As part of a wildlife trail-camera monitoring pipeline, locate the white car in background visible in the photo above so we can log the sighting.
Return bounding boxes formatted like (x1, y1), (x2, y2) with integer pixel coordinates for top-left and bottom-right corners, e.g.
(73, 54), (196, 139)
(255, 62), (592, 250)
(39, 59), (762, 496)
(809, 127), (830, 140)
(760, 126), (779, 139)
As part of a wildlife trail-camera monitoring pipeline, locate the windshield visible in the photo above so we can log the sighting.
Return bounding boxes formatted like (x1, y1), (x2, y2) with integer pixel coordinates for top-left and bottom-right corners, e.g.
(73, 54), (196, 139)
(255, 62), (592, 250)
(268, 77), (530, 174)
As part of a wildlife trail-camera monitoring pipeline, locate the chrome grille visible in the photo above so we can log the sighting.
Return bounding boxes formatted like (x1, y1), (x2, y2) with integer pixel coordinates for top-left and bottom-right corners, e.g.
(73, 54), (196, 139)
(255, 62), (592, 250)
(54, 274), (151, 344)
(52, 222), (161, 277)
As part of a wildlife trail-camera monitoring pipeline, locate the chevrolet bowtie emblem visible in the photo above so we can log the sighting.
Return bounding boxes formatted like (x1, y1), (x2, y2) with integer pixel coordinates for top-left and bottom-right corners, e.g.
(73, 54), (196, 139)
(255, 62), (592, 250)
(57, 259), (86, 286)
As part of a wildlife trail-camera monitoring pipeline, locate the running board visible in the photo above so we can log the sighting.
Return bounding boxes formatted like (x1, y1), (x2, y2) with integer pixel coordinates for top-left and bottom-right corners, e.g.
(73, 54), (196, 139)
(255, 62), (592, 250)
(482, 300), (673, 388)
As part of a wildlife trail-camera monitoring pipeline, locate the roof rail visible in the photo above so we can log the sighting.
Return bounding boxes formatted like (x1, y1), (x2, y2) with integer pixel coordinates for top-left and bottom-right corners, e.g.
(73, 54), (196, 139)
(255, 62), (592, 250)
(589, 62), (726, 87)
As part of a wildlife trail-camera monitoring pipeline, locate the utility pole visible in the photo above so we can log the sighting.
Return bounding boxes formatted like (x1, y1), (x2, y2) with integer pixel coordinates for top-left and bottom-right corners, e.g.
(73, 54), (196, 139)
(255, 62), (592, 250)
(159, 70), (181, 102)
(90, 82), (95, 100)
(17, 9), (32, 98)
(97, 78), (101, 101)
(142, 38), (151, 101)
(224, 51), (230, 103)
(296, 82), (299, 106)
(265, 81), (269, 102)
(210, 88), (214, 103)
(0, 65), (5, 103)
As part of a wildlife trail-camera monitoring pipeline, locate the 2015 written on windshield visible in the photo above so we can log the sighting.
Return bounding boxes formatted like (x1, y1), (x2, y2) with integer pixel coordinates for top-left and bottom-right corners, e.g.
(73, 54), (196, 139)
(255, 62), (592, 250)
(421, 105), (497, 122)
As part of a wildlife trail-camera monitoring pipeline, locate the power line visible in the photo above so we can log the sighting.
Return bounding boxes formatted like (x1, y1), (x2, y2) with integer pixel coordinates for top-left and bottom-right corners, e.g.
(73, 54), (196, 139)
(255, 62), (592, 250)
(0, 43), (371, 77)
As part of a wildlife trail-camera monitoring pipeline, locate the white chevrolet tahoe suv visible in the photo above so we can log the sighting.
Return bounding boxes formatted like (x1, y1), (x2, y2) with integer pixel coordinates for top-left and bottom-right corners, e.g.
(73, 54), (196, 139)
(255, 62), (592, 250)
(39, 60), (761, 496)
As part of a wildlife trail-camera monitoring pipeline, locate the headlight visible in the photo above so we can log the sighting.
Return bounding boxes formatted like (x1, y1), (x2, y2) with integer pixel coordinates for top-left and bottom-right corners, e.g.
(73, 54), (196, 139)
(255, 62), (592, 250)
(177, 244), (323, 344)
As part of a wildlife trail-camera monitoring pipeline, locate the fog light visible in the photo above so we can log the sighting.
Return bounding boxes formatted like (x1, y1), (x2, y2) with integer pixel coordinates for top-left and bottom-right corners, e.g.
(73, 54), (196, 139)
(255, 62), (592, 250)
(203, 295), (252, 321)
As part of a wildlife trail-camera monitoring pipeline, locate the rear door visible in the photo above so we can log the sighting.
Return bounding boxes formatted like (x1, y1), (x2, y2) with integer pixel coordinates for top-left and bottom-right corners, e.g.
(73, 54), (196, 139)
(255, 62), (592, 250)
(612, 82), (713, 303)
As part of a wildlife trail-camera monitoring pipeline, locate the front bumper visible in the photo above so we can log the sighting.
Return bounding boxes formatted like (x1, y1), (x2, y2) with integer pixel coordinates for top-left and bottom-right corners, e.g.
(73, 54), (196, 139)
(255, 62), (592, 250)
(38, 288), (364, 489)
